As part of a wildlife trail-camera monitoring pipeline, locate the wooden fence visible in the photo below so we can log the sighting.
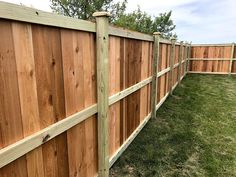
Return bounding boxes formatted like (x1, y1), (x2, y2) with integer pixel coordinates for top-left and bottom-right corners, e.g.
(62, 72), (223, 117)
(189, 43), (236, 74)
(0, 2), (190, 177)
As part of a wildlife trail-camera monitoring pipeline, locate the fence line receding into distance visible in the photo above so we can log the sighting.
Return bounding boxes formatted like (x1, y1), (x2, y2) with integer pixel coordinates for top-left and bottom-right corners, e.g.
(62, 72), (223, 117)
(1, 1), (235, 177)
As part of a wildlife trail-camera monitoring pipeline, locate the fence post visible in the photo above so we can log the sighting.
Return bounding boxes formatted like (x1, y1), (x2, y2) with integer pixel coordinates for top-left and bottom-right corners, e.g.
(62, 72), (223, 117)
(229, 43), (235, 75)
(184, 42), (188, 76)
(93, 12), (110, 177)
(169, 37), (176, 95)
(178, 41), (184, 83)
(151, 32), (161, 119)
(186, 42), (192, 74)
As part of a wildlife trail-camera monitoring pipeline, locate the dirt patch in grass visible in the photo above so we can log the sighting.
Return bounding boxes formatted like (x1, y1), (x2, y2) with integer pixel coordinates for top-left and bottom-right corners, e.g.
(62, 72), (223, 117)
(110, 74), (236, 177)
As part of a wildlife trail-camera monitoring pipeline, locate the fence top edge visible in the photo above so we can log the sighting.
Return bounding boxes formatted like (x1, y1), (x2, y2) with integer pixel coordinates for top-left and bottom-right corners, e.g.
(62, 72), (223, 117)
(192, 43), (234, 47)
(0, 1), (178, 43)
(0, 1), (97, 32)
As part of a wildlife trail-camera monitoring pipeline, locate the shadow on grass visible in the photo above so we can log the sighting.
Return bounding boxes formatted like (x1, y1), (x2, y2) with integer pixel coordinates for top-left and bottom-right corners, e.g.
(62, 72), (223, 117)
(110, 75), (236, 177)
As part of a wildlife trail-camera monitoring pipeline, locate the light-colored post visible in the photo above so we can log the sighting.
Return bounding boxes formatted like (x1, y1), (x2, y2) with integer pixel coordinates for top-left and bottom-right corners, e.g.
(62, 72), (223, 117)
(178, 41), (184, 83)
(186, 42), (192, 74)
(229, 43), (235, 75)
(184, 42), (188, 76)
(169, 37), (176, 95)
(151, 32), (161, 119)
(93, 12), (110, 177)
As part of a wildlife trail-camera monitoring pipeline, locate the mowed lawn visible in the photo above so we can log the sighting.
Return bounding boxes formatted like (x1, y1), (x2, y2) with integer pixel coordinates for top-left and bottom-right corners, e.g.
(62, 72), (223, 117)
(110, 75), (236, 177)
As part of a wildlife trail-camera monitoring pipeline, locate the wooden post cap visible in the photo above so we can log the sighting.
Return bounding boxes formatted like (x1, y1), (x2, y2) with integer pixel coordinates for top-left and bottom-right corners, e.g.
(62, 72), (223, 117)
(93, 12), (111, 17)
(153, 32), (161, 35)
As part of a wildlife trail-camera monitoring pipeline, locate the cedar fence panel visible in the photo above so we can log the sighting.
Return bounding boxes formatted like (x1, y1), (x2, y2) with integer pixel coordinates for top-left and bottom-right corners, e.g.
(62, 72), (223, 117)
(189, 44), (236, 74)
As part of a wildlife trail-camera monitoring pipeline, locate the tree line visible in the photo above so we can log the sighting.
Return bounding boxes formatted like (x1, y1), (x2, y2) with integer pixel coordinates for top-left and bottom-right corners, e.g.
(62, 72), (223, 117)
(50, 0), (177, 39)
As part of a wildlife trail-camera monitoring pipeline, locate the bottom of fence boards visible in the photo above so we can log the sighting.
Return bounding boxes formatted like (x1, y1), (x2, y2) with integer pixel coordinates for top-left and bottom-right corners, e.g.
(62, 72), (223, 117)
(188, 71), (236, 75)
(109, 113), (151, 168)
(109, 93), (169, 168)
(156, 92), (169, 111)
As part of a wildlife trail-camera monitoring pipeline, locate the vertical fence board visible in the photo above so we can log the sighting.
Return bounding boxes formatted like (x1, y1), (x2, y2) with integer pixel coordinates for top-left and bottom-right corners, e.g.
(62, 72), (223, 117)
(13, 22), (45, 177)
(61, 30), (98, 177)
(119, 38), (127, 143)
(109, 36), (121, 157)
(140, 41), (150, 121)
(125, 39), (142, 137)
(32, 25), (66, 177)
(0, 20), (28, 177)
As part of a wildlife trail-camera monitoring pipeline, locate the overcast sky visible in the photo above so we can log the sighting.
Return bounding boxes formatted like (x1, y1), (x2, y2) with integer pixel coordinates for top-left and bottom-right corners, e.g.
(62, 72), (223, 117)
(2, 0), (236, 44)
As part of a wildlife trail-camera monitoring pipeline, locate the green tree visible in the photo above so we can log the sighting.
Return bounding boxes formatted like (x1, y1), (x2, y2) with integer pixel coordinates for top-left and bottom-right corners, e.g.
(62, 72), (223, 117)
(50, 0), (127, 21)
(114, 7), (176, 39)
(50, 0), (176, 38)
(153, 11), (177, 39)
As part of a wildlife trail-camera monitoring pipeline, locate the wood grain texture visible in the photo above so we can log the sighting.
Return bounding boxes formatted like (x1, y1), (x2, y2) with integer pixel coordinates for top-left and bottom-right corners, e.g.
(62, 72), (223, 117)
(32, 24), (71, 177)
(0, 19), (28, 177)
(109, 36), (121, 157)
(61, 29), (97, 177)
(151, 34), (160, 119)
(141, 41), (152, 121)
(0, 17), (191, 177)
(125, 39), (142, 138)
(95, 15), (109, 177)
(12, 22), (45, 177)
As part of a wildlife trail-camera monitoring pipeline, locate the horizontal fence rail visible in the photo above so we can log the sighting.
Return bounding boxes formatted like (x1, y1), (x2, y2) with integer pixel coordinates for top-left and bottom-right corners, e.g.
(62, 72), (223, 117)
(0, 1), (191, 177)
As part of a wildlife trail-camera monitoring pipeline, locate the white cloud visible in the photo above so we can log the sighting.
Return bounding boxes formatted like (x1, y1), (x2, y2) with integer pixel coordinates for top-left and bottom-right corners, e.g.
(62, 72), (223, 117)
(115, 0), (236, 43)
(2, 0), (236, 43)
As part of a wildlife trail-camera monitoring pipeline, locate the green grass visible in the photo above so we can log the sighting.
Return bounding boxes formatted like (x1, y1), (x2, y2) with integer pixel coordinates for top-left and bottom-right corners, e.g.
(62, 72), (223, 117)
(110, 75), (236, 177)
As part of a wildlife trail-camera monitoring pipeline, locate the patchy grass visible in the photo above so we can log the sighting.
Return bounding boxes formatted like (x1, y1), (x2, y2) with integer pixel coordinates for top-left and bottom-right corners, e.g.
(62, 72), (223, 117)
(110, 75), (236, 177)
